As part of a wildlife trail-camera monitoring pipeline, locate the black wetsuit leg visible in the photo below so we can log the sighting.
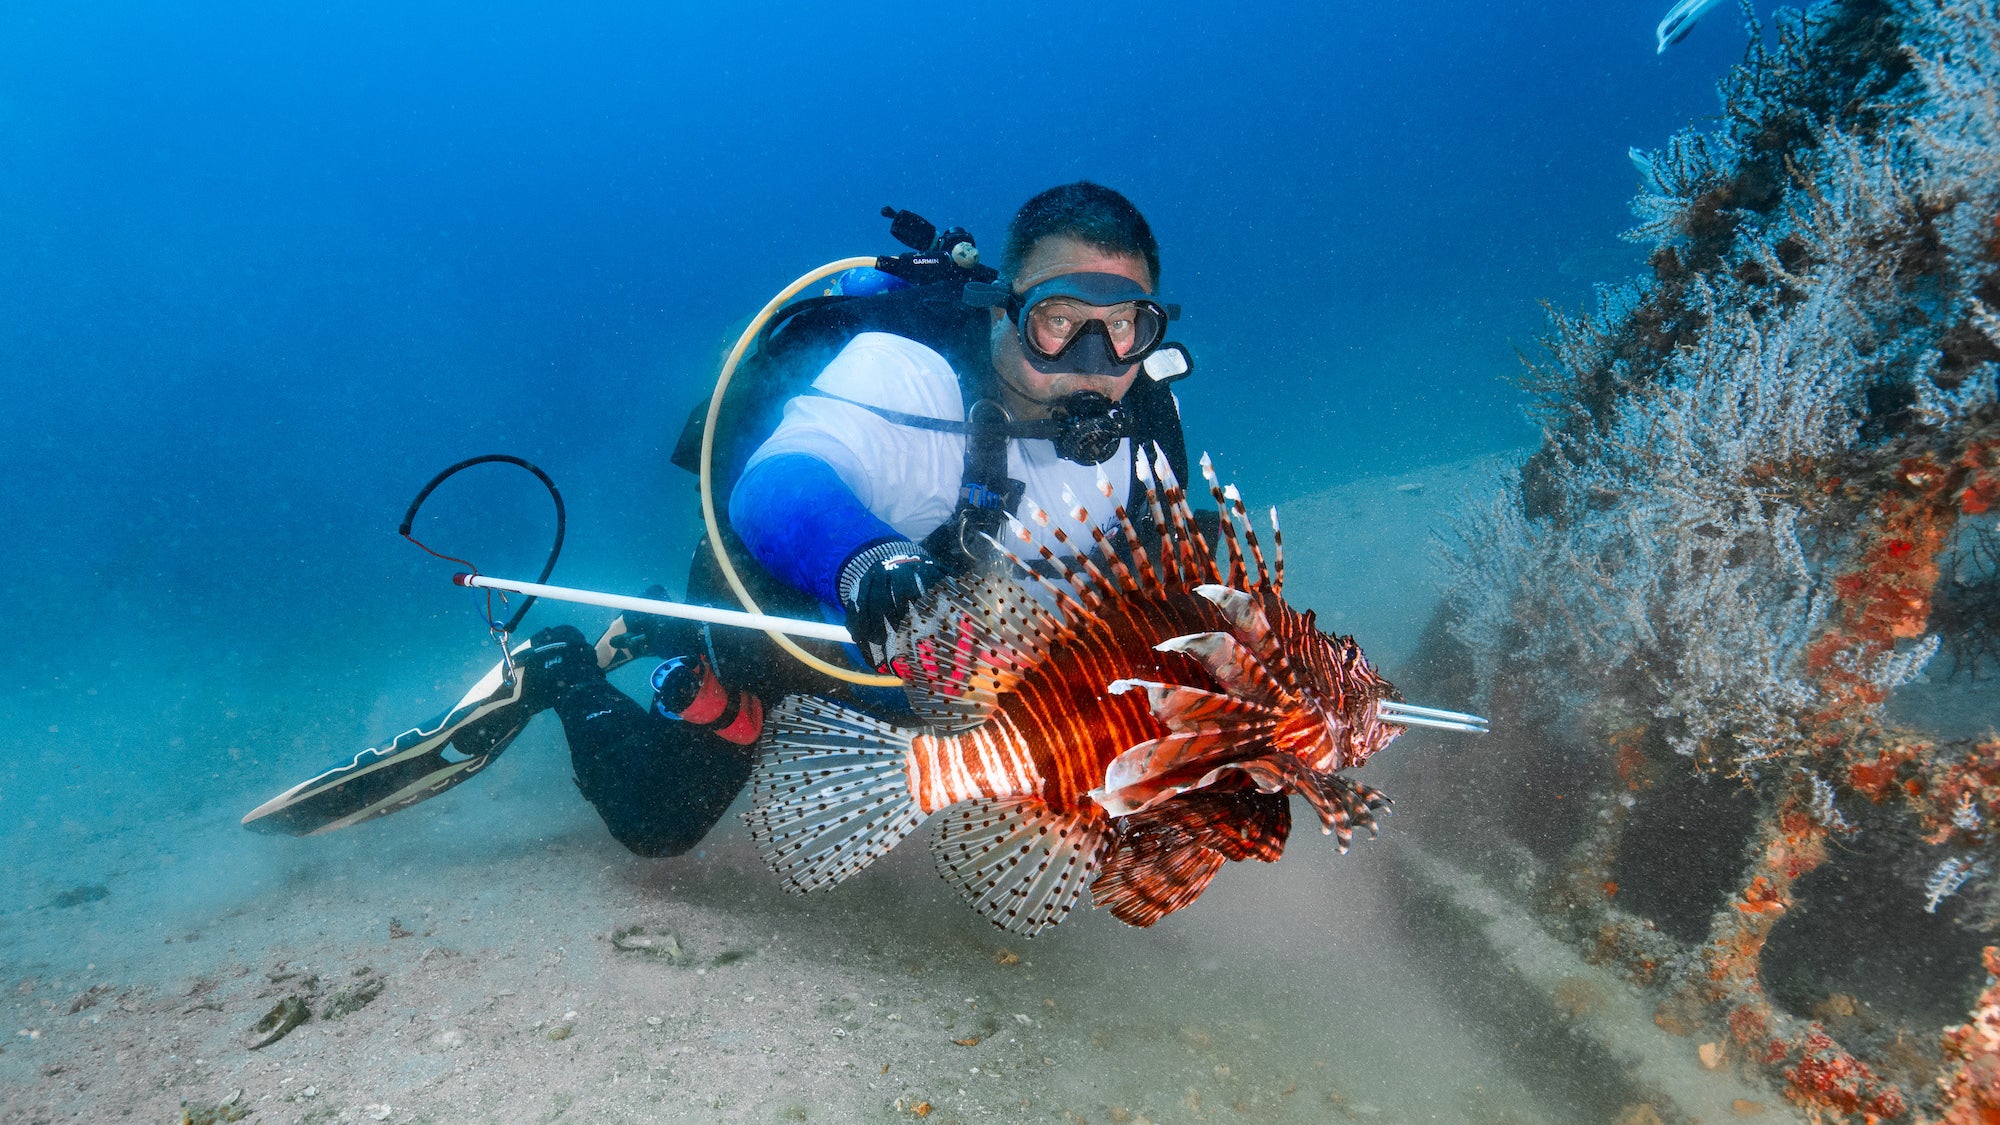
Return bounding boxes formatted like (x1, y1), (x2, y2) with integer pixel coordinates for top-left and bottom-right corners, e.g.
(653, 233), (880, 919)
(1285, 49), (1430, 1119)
(550, 680), (753, 858)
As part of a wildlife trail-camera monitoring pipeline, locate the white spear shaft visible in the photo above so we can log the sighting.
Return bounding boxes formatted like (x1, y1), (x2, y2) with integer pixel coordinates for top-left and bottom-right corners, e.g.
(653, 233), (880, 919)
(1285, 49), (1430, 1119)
(453, 572), (855, 643)
(453, 572), (1490, 733)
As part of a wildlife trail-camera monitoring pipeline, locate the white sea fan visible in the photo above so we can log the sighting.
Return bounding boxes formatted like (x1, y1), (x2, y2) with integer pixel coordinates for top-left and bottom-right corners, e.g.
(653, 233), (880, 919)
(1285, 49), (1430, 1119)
(1625, 133), (1737, 248)
(1441, 0), (1999, 778)
(1954, 792), (1984, 833)
(1868, 634), (1942, 692)
(1925, 854), (1989, 913)
(1807, 771), (1853, 833)
(1912, 349), (2000, 427)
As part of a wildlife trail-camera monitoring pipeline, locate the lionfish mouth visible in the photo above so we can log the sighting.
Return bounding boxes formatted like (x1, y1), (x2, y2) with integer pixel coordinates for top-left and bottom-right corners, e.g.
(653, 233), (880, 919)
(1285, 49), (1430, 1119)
(1377, 701), (1489, 734)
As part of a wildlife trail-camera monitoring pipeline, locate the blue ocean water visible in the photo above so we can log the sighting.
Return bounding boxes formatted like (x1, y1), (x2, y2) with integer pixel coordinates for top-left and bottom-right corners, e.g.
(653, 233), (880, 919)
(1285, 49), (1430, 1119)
(1, 2), (1766, 1119)
(0, 0), (1742, 702)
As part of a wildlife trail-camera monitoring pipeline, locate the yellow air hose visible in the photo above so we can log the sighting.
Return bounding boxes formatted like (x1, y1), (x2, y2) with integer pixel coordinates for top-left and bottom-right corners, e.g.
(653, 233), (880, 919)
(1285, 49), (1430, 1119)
(699, 256), (906, 689)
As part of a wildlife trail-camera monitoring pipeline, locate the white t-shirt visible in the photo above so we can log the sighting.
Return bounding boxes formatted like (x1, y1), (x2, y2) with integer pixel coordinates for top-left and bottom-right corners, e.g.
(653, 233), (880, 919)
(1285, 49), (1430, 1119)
(744, 332), (1134, 558)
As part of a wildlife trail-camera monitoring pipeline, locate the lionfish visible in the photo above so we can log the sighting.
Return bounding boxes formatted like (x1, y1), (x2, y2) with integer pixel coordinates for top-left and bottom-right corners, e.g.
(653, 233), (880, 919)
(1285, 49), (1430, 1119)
(744, 450), (1483, 936)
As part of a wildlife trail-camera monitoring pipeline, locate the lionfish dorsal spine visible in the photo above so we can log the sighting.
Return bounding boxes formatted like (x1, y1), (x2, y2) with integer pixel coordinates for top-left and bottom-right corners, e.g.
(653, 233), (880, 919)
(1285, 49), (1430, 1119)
(1153, 445), (1220, 585)
(1110, 499), (1165, 595)
(1133, 451), (1181, 588)
(1001, 515), (1091, 624)
(1224, 484), (1271, 591)
(1200, 454), (1250, 590)
(1084, 469), (1146, 595)
(1055, 483), (1126, 601)
(995, 580), (1065, 649)
(1025, 500), (1107, 612)
(1268, 506), (1284, 595)
(978, 528), (1074, 635)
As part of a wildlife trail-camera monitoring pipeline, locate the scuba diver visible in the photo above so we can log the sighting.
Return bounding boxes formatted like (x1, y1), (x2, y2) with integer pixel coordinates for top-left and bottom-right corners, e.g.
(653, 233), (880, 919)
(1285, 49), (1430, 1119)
(244, 182), (1197, 856)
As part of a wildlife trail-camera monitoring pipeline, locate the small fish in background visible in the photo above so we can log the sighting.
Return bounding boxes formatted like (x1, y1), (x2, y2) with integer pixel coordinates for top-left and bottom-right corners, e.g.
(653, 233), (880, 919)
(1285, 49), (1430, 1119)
(746, 450), (1484, 937)
(1657, 0), (1729, 53)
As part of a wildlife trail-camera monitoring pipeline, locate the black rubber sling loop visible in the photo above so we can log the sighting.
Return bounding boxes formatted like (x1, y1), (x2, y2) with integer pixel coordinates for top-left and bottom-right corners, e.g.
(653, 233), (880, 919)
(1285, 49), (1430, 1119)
(399, 454), (566, 636)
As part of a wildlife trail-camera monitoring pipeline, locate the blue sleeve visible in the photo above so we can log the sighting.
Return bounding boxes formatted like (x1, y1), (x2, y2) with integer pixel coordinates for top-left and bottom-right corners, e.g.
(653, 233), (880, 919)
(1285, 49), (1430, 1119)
(729, 454), (904, 607)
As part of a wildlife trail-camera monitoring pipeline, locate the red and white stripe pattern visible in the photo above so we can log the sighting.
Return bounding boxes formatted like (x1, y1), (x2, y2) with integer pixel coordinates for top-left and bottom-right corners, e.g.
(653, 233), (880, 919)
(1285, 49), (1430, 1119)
(748, 446), (1406, 936)
(906, 721), (1040, 815)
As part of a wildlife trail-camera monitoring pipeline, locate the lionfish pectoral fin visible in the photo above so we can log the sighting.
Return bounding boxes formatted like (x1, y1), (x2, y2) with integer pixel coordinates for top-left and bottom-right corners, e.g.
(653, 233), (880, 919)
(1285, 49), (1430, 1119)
(1155, 632), (1285, 706)
(1093, 719), (1283, 817)
(1096, 732), (1236, 817)
(930, 798), (1112, 938)
(1093, 790), (1297, 928)
(744, 696), (927, 892)
(1142, 790), (1292, 864)
(1191, 583), (1275, 642)
(1092, 826), (1226, 928)
(1107, 677), (1277, 730)
(1096, 747), (1295, 817)
(1297, 772), (1392, 854)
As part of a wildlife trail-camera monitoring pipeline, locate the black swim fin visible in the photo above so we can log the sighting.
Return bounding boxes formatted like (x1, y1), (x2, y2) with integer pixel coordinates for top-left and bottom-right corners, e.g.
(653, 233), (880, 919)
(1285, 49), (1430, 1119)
(241, 619), (650, 836)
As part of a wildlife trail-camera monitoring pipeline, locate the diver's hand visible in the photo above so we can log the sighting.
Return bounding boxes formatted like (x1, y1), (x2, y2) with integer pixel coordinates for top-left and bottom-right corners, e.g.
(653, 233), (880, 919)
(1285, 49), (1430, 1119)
(837, 539), (944, 666)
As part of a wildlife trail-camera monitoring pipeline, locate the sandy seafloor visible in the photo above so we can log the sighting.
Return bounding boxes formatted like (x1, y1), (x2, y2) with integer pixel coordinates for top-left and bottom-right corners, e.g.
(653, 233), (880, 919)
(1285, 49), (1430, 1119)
(1, 451), (1810, 1125)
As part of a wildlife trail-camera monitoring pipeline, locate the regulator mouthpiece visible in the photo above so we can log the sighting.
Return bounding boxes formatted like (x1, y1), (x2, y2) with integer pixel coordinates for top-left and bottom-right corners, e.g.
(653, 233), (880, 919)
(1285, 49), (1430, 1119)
(1048, 391), (1128, 466)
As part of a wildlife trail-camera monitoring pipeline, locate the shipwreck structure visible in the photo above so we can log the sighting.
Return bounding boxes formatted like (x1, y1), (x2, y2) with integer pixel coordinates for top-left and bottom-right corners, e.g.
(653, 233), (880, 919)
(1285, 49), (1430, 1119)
(1416, 0), (2000, 1118)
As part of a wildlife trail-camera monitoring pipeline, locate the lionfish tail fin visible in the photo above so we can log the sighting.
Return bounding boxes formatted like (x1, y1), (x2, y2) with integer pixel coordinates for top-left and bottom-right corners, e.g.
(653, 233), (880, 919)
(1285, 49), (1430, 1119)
(745, 697), (926, 892)
(931, 798), (1112, 937)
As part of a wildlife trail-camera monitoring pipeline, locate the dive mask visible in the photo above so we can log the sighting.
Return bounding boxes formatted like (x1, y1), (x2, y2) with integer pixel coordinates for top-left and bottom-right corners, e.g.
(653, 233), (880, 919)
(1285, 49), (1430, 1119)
(964, 273), (1179, 377)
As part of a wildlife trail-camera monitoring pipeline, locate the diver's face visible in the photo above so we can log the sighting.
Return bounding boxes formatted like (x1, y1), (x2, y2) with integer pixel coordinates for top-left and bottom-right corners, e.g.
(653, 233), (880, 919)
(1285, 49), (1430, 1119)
(990, 236), (1153, 420)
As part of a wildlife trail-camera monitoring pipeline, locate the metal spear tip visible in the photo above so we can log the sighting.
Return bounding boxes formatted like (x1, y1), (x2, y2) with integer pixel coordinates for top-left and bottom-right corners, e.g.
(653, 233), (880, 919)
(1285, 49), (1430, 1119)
(1377, 700), (1490, 734)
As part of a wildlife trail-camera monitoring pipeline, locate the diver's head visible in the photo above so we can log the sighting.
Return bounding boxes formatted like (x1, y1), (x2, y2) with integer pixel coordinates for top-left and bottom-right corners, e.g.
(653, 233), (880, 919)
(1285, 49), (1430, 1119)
(987, 183), (1162, 424)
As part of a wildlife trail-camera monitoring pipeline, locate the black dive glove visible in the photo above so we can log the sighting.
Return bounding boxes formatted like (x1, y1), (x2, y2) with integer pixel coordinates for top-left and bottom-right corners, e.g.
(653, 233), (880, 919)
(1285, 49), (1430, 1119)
(511, 624), (607, 713)
(837, 539), (945, 667)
